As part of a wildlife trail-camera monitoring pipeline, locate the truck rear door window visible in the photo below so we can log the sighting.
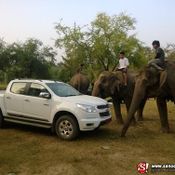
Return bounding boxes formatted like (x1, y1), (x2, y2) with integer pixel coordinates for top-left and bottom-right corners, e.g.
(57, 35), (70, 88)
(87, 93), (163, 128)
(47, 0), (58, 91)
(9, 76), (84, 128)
(10, 83), (27, 95)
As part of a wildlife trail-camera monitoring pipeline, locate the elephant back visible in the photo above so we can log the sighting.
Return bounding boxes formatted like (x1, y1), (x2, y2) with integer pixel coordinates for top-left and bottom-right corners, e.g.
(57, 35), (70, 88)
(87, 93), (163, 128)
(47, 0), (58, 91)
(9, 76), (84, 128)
(70, 73), (90, 94)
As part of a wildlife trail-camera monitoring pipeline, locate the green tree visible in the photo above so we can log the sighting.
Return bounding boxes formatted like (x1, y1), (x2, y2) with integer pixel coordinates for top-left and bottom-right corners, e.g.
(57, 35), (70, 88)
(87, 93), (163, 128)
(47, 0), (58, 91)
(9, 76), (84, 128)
(55, 12), (148, 82)
(165, 44), (175, 60)
(0, 38), (57, 82)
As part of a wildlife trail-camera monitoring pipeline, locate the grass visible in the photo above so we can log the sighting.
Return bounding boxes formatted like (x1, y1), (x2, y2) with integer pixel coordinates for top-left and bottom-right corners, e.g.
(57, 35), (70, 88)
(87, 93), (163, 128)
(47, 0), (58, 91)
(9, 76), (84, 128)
(0, 84), (7, 90)
(0, 100), (175, 175)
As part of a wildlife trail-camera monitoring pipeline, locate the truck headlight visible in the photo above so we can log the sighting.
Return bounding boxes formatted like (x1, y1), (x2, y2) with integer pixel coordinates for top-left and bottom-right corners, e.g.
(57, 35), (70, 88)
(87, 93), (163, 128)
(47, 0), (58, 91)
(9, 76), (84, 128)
(77, 104), (97, 113)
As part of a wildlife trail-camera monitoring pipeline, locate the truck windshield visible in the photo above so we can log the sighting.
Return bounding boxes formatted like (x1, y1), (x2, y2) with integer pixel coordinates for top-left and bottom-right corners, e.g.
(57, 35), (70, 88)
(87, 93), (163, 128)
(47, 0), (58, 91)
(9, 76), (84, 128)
(46, 83), (81, 97)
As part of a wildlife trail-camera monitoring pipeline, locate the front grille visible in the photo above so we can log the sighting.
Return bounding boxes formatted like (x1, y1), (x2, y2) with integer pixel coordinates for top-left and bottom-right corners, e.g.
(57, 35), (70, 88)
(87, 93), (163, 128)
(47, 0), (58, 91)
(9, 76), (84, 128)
(97, 104), (109, 109)
(99, 111), (110, 117)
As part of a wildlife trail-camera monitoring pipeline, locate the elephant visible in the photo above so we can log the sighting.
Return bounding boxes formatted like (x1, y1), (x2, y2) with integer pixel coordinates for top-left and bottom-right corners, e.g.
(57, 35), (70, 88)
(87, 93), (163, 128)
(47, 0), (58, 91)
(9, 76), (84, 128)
(70, 72), (90, 94)
(121, 60), (175, 137)
(92, 71), (146, 124)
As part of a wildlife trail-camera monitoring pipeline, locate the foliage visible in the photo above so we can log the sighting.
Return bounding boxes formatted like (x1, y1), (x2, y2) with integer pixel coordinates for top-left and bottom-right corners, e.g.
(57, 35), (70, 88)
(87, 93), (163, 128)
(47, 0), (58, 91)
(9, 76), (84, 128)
(0, 38), (57, 83)
(1, 13), (175, 84)
(0, 83), (6, 90)
(165, 44), (175, 60)
(55, 12), (149, 82)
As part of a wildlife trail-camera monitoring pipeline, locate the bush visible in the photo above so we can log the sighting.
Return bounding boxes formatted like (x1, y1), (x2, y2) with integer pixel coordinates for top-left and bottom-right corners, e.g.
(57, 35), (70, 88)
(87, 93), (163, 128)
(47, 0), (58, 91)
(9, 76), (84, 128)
(0, 84), (7, 90)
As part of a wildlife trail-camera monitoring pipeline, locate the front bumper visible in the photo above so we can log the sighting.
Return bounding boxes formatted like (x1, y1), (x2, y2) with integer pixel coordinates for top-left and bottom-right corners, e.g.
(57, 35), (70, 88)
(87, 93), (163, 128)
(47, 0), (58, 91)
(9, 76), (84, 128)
(79, 115), (112, 131)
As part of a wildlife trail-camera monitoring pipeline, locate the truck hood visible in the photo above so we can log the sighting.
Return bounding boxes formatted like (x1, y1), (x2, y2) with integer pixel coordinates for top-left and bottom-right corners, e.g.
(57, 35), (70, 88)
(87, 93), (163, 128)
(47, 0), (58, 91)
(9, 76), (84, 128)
(62, 95), (108, 106)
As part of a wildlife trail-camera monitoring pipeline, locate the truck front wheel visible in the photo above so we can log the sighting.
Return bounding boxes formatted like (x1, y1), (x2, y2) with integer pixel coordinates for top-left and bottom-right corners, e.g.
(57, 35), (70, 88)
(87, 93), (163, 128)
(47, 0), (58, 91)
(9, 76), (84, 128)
(55, 115), (79, 140)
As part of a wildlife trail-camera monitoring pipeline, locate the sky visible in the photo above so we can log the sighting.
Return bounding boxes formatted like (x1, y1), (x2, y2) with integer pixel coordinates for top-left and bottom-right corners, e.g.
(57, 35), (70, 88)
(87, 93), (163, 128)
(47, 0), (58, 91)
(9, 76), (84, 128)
(0, 0), (175, 55)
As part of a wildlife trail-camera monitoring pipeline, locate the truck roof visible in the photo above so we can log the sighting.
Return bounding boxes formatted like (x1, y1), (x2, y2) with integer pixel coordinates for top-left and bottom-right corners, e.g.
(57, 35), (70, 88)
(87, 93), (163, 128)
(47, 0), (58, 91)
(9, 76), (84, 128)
(12, 79), (63, 84)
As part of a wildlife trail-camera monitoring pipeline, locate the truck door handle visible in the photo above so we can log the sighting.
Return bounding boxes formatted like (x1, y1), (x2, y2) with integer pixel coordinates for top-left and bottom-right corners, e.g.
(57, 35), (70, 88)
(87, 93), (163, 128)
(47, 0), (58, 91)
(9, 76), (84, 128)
(24, 99), (30, 102)
(43, 103), (49, 106)
(6, 96), (11, 99)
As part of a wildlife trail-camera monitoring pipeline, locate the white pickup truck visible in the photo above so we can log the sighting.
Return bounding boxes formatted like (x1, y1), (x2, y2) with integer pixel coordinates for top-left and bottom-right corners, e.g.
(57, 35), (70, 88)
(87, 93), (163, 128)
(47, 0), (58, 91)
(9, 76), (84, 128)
(0, 80), (111, 140)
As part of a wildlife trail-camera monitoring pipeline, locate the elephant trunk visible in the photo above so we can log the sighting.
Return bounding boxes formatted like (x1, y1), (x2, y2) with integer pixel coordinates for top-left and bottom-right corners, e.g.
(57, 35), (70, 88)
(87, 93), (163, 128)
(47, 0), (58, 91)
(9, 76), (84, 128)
(120, 79), (146, 137)
(92, 81), (101, 97)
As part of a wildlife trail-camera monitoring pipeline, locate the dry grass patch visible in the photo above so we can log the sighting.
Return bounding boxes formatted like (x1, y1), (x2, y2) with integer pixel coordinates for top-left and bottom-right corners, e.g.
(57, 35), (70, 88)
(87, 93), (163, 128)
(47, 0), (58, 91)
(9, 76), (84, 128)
(0, 100), (175, 175)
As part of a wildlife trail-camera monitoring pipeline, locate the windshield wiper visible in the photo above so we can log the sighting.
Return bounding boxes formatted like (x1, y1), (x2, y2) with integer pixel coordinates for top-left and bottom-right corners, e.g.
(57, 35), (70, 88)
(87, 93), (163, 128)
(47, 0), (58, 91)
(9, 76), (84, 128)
(65, 94), (77, 97)
(64, 93), (82, 97)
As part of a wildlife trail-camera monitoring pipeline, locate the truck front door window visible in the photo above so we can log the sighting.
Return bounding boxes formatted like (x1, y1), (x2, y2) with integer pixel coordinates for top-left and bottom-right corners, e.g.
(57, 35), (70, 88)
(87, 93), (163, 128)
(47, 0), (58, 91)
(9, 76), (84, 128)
(28, 83), (49, 97)
(24, 83), (51, 119)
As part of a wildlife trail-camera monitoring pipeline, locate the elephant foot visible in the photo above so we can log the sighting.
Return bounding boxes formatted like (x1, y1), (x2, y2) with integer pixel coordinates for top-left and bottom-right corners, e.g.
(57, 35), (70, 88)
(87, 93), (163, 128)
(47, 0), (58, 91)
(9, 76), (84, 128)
(131, 121), (137, 126)
(137, 116), (144, 121)
(116, 120), (124, 125)
(160, 127), (170, 133)
(120, 127), (127, 137)
(136, 113), (144, 121)
(131, 117), (137, 126)
(120, 133), (126, 137)
(115, 116), (124, 125)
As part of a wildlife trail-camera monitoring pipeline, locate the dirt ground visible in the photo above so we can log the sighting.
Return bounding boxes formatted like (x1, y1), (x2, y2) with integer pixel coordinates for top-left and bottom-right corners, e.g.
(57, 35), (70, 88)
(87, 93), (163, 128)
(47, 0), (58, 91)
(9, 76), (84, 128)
(0, 100), (175, 175)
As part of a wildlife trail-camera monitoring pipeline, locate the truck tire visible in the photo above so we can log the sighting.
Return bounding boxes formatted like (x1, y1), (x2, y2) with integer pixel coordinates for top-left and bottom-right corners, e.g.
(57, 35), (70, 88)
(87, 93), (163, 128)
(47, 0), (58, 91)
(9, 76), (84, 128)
(55, 115), (79, 140)
(0, 111), (4, 128)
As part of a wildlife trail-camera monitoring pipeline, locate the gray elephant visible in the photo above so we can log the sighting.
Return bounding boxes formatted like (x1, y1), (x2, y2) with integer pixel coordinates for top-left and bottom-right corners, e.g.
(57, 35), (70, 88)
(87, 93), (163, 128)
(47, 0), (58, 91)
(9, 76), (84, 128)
(70, 72), (90, 94)
(121, 60), (175, 136)
(92, 71), (146, 124)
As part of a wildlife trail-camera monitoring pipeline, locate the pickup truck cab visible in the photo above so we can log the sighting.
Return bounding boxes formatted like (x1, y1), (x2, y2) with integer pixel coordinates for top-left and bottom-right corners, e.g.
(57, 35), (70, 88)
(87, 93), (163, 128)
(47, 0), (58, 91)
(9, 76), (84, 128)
(0, 80), (111, 140)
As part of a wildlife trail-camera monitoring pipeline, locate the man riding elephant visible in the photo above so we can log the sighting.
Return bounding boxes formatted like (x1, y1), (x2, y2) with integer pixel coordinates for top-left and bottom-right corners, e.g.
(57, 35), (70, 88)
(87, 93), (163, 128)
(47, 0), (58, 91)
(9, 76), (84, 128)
(120, 59), (175, 137)
(115, 51), (129, 86)
(120, 41), (175, 137)
(149, 40), (165, 71)
(148, 40), (167, 88)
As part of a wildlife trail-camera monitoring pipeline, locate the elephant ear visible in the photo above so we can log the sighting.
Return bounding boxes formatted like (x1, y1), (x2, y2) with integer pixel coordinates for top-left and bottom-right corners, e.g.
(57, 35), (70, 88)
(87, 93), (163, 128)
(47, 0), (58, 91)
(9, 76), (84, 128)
(113, 71), (124, 85)
(159, 71), (167, 88)
(115, 79), (120, 92)
(145, 67), (157, 79)
(145, 67), (167, 88)
(110, 75), (121, 93)
(144, 67), (161, 86)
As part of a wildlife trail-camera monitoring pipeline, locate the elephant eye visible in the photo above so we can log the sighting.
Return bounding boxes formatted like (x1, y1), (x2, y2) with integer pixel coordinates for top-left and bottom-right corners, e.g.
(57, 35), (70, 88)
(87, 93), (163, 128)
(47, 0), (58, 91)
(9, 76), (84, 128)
(110, 76), (116, 81)
(101, 78), (107, 83)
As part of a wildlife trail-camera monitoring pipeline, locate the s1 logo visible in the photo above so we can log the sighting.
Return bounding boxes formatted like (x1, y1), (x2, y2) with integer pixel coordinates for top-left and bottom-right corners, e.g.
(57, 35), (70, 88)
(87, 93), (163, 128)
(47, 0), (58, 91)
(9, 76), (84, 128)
(137, 162), (149, 174)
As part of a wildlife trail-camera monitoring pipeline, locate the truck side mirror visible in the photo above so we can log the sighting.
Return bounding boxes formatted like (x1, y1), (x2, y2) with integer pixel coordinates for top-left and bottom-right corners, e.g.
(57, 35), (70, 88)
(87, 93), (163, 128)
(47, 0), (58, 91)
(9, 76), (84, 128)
(39, 92), (51, 99)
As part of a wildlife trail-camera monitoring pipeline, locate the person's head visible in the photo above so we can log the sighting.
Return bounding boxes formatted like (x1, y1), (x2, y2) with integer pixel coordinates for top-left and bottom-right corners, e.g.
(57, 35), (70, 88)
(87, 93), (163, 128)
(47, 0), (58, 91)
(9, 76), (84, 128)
(76, 63), (84, 73)
(152, 40), (160, 49)
(80, 63), (84, 68)
(119, 51), (125, 59)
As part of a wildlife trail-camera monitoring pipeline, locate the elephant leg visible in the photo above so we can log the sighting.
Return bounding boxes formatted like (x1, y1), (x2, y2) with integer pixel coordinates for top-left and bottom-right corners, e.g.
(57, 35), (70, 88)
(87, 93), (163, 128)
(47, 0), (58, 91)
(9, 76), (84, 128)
(120, 115), (134, 137)
(124, 99), (130, 113)
(113, 99), (123, 124)
(136, 99), (146, 121)
(156, 98), (169, 133)
(125, 99), (136, 124)
(169, 85), (175, 104)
